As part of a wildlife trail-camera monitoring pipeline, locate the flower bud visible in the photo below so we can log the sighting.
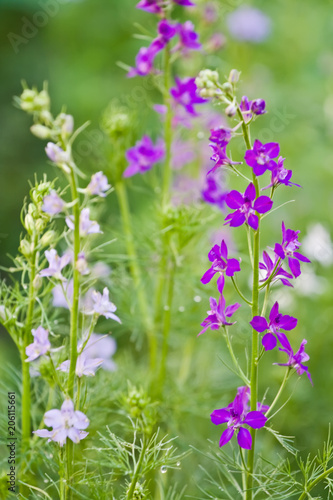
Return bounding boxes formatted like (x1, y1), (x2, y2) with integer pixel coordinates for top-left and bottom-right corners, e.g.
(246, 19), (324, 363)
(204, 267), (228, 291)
(33, 275), (43, 290)
(102, 107), (131, 139)
(195, 69), (219, 90)
(18, 89), (38, 112)
(40, 230), (57, 247)
(35, 218), (46, 233)
(228, 69), (241, 84)
(24, 214), (35, 234)
(19, 238), (32, 257)
(225, 102), (237, 117)
(30, 124), (52, 140)
(222, 82), (233, 93)
(34, 90), (50, 110)
(55, 113), (74, 137)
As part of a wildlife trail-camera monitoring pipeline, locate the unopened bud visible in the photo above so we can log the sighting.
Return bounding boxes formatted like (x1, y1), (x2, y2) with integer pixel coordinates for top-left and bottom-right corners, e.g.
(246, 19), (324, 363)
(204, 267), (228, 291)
(195, 69), (219, 90)
(33, 275), (42, 290)
(30, 124), (52, 139)
(225, 102), (237, 117)
(222, 82), (233, 93)
(35, 218), (45, 233)
(19, 238), (32, 257)
(228, 69), (241, 84)
(40, 230), (56, 247)
(24, 214), (35, 234)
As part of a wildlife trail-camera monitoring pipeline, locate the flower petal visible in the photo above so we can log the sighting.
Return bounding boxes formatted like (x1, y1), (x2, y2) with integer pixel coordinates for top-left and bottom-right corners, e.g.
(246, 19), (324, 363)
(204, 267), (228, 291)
(237, 427), (252, 449)
(250, 316), (268, 332)
(219, 427), (234, 447)
(210, 409), (230, 425)
(243, 411), (267, 429)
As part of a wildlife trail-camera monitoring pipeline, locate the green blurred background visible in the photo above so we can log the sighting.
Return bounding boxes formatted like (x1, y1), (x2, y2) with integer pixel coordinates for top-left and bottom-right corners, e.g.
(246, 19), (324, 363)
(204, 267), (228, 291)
(1, 0), (333, 495)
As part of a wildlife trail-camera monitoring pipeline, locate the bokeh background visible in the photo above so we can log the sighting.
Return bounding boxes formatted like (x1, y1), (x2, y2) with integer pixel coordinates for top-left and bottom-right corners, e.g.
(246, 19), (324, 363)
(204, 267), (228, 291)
(1, 0), (333, 496)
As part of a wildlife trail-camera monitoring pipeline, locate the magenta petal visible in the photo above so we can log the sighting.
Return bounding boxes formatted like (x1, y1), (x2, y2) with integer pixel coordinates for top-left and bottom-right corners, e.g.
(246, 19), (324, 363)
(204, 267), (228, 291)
(264, 142), (280, 158)
(294, 251), (311, 263)
(262, 332), (277, 351)
(220, 239), (228, 259)
(288, 257), (301, 278)
(247, 213), (259, 231)
(274, 243), (285, 260)
(253, 196), (273, 214)
(226, 190), (244, 209)
(279, 315), (297, 331)
(244, 182), (256, 201)
(250, 316), (268, 332)
(210, 408), (230, 425)
(243, 411), (267, 429)
(237, 427), (252, 449)
(217, 274), (225, 293)
(201, 267), (216, 284)
(229, 211), (246, 227)
(219, 427), (234, 447)
(225, 302), (241, 317)
(226, 258), (241, 276)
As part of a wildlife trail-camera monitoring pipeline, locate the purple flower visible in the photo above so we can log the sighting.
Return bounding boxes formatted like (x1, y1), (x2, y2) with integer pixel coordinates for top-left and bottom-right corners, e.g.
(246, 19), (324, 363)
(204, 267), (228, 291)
(158, 19), (177, 44)
(81, 333), (117, 372)
(274, 222), (311, 278)
(87, 287), (121, 322)
(123, 135), (165, 177)
(251, 99), (266, 115)
(127, 43), (161, 78)
(176, 21), (201, 53)
(86, 172), (110, 197)
(201, 177), (227, 211)
(25, 326), (51, 362)
(58, 353), (104, 378)
(170, 77), (207, 117)
(262, 157), (301, 190)
(136, 0), (163, 14)
(173, 0), (195, 5)
(199, 295), (241, 335)
(244, 139), (280, 176)
(40, 249), (71, 281)
(208, 144), (241, 175)
(250, 301), (297, 351)
(259, 251), (293, 287)
(225, 183), (273, 231)
(240, 96), (252, 123)
(275, 337), (312, 384)
(209, 127), (232, 146)
(66, 208), (102, 236)
(34, 399), (89, 446)
(42, 191), (65, 215)
(201, 239), (241, 292)
(45, 143), (70, 165)
(226, 6), (271, 43)
(211, 386), (267, 449)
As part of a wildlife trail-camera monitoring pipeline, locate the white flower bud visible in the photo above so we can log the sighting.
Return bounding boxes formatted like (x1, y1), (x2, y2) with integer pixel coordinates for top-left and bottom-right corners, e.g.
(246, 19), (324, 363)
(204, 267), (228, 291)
(19, 238), (32, 257)
(40, 230), (56, 247)
(24, 214), (35, 234)
(30, 124), (52, 139)
(228, 69), (241, 84)
(225, 102), (237, 117)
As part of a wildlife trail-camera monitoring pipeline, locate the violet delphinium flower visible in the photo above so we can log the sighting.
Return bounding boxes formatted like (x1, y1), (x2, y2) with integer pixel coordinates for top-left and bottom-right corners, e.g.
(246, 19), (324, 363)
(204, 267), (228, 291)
(209, 127), (232, 146)
(88, 287), (121, 322)
(225, 183), (273, 231)
(210, 386), (267, 449)
(127, 45), (160, 78)
(177, 21), (201, 53)
(25, 326), (51, 362)
(244, 139), (280, 176)
(262, 157), (301, 190)
(274, 222), (311, 278)
(52, 279), (73, 308)
(173, 0), (195, 5)
(259, 251), (293, 287)
(136, 0), (162, 14)
(123, 135), (165, 177)
(199, 295), (241, 335)
(34, 399), (89, 446)
(251, 99), (266, 115)
(82, 333), (117, 371)
(170, 77), (207, 117)
(158, 19), (177, 45)
(201, 239), (241, 292)
(45, 143), (70, 165)
(250, 301), (297, 351)
(208, 143), (240, 175)
(42, 190), (65, 215)
(201, 177), (227, 211)
(240, 96), (252, 123)
(66, 208), (102, 236)
(40, 249), (71, 280)
(275, 336), (312, 384)
(86, 172), (110, 197)
(226, 6), (271, 43)
(58, 353), (104, 378)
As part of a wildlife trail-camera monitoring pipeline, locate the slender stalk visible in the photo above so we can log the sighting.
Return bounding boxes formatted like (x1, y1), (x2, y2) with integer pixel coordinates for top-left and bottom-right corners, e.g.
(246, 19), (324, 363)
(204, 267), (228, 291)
(231, 277), (252, 306)
(126, 439), (147, 500)
(59, 447), (66, 500)
(161, 43), (173, 208)
(158, 260), (175, 391)
(265, 368), (290, 418)
(115, 180), (157, 372)
(298, 466), (333, 500)
(224, 327), (249, 385)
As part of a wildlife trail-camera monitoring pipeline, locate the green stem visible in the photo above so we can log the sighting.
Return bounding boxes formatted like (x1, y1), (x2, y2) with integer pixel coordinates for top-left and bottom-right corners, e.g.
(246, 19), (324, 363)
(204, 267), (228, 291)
(162, 43), (173, 208)
(158, 260), (175, 392)
(59, 447), (66, 500)
(298, 466), (333, 500)
(126, 439), (148, 500)
(75, 378), (81, 411)
(260, 285), (270, 317)
(265, 368), (290, 418)
(224, 327), (249, 385)
(231, 277), (252, 306)
(115, 180), (157, 372)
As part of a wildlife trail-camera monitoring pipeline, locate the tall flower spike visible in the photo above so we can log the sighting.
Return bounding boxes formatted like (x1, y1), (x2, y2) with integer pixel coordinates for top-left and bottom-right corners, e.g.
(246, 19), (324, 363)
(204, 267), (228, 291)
(274, 221), (311, 278)
(201, 239), (241, 292)
(199, 295), (241, 335)
(225, 182), (273, 231)
(250, 301), (297, 351)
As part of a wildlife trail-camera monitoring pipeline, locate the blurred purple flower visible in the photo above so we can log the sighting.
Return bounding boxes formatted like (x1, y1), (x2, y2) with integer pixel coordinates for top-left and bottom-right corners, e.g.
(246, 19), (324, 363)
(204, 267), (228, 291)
(127, 43), (161, 78)
(171, 138), (196, 169)
(210, 386), (267, 449)
(158, 19), (177, 44)
(86, 172), (110, 197)
(25, 326), (51, 362)
(40, 249), (71, 281)
(274, 222), (311, 278)
(199, 295), (241, 335)
(42, 191), (65, 215)
(204, 3), (218, 23)
(227, 6), (271, 43)
(136, 0), (163, 14)
(171, 77), (207, 117)
(250, 301), (297, 351)
(225, 183), (273, 231)
(244, 139), (280, 176)
(202, 176), (227, 211)
(45, 143), (70, 165)
(34, 399), (89, 446)
(208, 144), (240, 175)
(81, 333), (117, 372)
(87, 287), (121, 323)
(58, 353), (104, 378)
(176, 21), (201, 53)
(66, 208), (102, 236)
(275, 336), (312, 384)
(124, 135), (165, 177)
(209, 127), (232, 146)
(173, 0), (195, 5)
(206, 32), (227, 52)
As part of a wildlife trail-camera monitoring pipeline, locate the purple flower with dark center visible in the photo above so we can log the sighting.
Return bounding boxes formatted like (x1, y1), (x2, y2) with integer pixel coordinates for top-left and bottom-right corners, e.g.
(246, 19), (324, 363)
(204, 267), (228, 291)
(42, 191), (65, 215)
(211, 386), (267, 449)
(274, 222), (311, 278)
(250, 301), (297, 351)
(199, 295), (241, 335)
(66, 208), (102, 236)
(244, 139), (280, 176)
(226, 6), (271, 43)
(201, 239), (241, 292)
(34, 399), (89, 446)
(158, 19), (177, 45)
(40, 249), (71, 281)
(170, 77), (207, 117)
(87, 287), (121, 323)
(262, 157), (301, 190)
(25, 326), (51, 362)
(123, 135), (165, 177)
(58, 353), (104, 378)
(136, 0), (163, 14)
(251, 99), (266, 115)
(208, 144), (240, 175)
(209, 127), (232, 146)
(201, 177), (227, 211)
(86, 172), (110, 197)
(275, 336), (312, 384)
(225, 183), (273, 231)
(176, 21), (201, 53)
(259, 251), (294, 287)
